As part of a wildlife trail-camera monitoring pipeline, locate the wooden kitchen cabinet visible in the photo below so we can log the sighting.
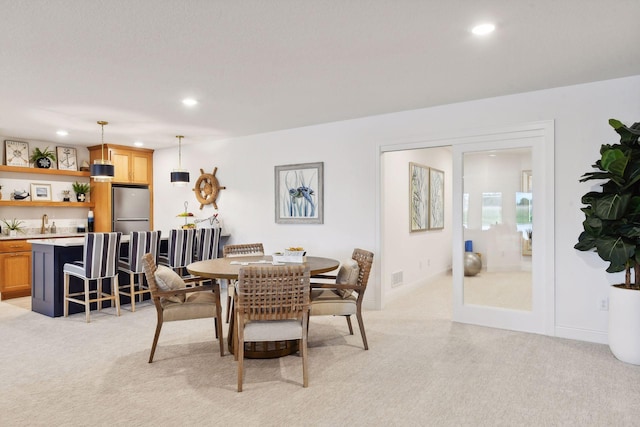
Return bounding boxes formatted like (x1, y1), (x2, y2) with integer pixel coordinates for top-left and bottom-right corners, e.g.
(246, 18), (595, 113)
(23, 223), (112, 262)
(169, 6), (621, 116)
(88, 144), (153, 185)
(87, 144), (154, 232)
(0, 240), (32, 300)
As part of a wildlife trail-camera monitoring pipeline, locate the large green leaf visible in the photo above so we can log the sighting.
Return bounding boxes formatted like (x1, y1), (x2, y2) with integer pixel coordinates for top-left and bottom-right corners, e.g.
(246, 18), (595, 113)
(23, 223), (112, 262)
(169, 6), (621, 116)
(610, 118), (640, 145)
(593, 193), (631, 220)
(574, 232), (597, 251)
(595, 236), (634, 267)
(601, 148), (628, 177)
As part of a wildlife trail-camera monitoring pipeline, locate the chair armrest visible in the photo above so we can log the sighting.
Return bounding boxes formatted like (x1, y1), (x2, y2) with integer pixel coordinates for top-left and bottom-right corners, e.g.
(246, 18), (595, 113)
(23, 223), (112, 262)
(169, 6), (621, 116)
(154, 284), (214, 297)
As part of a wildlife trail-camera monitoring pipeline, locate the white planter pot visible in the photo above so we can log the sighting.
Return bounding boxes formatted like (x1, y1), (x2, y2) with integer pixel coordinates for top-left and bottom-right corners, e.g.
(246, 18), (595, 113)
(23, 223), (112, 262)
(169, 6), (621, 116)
(609, 285), (640, 365)
(8, 230), (17, 237)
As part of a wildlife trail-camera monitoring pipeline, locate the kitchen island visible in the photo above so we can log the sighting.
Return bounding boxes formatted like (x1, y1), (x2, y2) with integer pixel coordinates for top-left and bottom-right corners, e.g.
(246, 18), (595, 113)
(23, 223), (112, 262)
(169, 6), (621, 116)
(29, 236), (137, 317)
(29, 237), (87, 317)
(28, 232), (228, 318)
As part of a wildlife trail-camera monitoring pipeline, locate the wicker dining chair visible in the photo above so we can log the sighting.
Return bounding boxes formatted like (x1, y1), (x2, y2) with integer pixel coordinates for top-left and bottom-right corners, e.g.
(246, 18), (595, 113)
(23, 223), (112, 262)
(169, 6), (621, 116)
(222, 243), (264, 322)
(309, 248), (374, 350)
(235, 264), (310, 392)
(141, 253), (225, 362)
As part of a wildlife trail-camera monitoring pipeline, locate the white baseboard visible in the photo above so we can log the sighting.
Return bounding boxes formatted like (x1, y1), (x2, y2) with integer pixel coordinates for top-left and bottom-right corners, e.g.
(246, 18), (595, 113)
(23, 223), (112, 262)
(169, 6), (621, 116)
(555, 326), (608, 345)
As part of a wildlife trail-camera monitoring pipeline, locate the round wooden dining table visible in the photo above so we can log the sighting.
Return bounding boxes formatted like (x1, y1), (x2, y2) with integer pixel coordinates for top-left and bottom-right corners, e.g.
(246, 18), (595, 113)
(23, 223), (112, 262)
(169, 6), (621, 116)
(187, 255), (340, 358)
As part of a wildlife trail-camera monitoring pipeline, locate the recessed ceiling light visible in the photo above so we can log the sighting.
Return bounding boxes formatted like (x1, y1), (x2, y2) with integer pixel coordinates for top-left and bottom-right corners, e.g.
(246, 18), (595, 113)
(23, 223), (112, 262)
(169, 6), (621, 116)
(56, 130), (68, 136)
(134, 141), (144, 147)
(182, 98), (198, 107)
(472, 23), (495, 36)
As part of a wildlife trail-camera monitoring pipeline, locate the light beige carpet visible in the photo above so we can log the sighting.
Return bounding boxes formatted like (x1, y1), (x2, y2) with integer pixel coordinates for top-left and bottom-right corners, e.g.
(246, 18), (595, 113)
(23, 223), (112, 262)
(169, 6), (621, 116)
(1, 277), (640, 426)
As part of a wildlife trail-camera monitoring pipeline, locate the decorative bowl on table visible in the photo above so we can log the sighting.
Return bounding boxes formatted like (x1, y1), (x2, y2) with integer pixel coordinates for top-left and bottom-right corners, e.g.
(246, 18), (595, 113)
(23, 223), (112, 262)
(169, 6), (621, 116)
(273, 248), (306, 263)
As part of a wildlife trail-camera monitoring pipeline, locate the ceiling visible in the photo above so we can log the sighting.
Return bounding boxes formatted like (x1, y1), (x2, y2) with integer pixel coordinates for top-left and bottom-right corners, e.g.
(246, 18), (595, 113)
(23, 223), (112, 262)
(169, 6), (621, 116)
(1, 0), (639, 150)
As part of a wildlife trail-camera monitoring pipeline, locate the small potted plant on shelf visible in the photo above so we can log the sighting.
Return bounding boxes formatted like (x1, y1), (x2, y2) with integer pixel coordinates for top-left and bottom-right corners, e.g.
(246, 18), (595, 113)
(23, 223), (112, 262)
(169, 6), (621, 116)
(1, 218), (25, 237)
(72, 182), (91, 202)
(29, 146), (57, 169)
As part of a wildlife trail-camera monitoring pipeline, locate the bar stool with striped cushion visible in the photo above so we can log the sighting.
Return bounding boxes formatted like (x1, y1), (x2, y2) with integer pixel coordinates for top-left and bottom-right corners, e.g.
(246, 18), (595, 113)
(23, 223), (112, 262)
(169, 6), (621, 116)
(63, 232), (122, 323)
(195, 227), (221, 261)
(118, 230), (162, 312)
(158, 228), (196, 276)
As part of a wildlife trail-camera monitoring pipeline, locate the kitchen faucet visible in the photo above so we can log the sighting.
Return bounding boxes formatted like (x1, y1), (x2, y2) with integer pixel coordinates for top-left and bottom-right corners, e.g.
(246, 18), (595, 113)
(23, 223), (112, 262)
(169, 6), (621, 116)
(41, 214), (48, 234)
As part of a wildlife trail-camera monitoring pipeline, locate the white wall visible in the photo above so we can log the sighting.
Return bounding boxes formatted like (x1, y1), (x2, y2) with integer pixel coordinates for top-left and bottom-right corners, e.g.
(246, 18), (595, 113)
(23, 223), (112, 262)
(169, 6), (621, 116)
(382, 147), (453, 299)
(153, 75), (640, 344)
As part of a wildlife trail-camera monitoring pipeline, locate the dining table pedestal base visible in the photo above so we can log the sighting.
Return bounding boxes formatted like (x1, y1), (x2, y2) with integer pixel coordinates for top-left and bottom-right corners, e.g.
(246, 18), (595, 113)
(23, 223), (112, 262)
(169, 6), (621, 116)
(231, 339), (299, 359)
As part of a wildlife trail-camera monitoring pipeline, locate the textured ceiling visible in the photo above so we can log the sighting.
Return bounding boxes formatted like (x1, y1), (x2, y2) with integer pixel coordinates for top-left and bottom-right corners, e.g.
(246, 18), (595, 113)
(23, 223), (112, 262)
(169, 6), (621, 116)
(1, 0), (639, 149)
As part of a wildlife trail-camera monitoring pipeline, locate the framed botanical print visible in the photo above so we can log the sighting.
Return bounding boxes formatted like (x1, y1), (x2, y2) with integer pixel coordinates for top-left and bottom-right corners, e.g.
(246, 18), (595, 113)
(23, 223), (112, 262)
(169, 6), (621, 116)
(429, 167), (445, 229)
(4, 140), (29, 167)
(56, 146), (78, 171)
(409, 162), (429, 232)
(275, 162), (324, 224)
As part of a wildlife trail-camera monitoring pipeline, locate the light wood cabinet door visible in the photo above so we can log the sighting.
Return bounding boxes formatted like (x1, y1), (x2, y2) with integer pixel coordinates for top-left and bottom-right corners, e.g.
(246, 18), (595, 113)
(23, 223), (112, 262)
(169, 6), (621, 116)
(110, 150), (131, 182)
(0, 250), (32, 299)
(131, 152), (151, 183)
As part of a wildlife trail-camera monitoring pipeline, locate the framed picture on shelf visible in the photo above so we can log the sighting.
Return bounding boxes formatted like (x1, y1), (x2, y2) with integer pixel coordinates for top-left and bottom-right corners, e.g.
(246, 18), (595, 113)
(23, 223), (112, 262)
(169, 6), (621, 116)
(30, 183), (52, 201)
(429, 167), (445, 230)
(275, 162), (323, 224)
(409, 162), (429, 232)
(56, 146), (78, 171)
(4, 140), (30, 167)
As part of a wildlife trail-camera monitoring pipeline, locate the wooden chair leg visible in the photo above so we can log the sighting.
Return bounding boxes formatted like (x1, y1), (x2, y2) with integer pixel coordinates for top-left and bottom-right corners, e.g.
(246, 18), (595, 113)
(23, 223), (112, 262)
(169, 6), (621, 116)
(130, 272), (136, 312)
(96, 278), (102, 312)
(345, 315), (354, 335)
(84, 279), (91, 323)
(356, 309), (369, 350)
(226, 295), (232, 323)
(214, 285), (224, 356)
(237, 320), (244, 392)
(63, 273), (70, 318)
(113, 276), (120, 316)
(302, 316), (309, 387)
(149, 313), (163, 363)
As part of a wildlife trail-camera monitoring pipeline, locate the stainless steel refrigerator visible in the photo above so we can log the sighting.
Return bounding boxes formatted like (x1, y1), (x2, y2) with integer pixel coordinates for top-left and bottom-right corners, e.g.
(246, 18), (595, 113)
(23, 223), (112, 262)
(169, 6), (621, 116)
(112, 184), (151, 233)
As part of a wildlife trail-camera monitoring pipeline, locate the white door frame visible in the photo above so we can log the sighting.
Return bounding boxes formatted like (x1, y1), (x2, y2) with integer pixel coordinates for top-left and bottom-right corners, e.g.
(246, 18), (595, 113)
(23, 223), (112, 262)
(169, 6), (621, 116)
(376, 120), (554, 335)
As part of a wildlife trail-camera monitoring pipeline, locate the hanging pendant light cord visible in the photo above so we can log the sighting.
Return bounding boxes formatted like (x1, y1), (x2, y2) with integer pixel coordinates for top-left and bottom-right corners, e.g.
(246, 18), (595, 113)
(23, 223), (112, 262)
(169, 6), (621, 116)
(98, 120), (108, 163)
(177, 135), (184, 169)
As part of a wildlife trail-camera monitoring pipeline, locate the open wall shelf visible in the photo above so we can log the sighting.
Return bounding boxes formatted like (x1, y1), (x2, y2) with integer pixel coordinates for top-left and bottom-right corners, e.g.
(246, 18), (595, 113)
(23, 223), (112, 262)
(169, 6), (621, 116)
(0, 165), (90, 177)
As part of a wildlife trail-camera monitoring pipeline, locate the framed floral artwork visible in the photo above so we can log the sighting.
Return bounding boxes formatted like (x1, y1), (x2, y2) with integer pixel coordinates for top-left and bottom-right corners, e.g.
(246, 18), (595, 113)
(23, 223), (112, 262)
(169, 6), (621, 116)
(409, 162), (429, 232)
(429, 167), (445, 229)
(275, 162), (323, 224)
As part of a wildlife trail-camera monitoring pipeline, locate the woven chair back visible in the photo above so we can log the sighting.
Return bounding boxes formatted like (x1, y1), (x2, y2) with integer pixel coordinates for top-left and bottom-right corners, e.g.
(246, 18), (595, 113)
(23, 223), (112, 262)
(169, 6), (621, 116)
(236, 265), (310, 321)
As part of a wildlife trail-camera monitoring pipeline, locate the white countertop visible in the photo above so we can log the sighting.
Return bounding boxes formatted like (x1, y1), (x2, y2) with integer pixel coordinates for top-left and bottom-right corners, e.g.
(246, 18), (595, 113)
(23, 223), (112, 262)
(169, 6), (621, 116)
(27, 235), (132, 247)
(28, 237), (87, 247)
(1, 232), (85, 242)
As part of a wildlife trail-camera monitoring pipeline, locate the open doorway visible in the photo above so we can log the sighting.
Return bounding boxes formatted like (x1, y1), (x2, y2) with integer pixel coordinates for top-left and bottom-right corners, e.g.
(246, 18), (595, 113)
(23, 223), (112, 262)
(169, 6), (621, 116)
(378, 121), (554, 335)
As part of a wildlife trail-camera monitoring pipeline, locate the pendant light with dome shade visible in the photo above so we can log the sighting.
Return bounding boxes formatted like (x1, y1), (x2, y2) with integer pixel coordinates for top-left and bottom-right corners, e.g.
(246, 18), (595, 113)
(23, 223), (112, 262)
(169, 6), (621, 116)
(90, 120), (115, 182)
(170, 135), (190, 186)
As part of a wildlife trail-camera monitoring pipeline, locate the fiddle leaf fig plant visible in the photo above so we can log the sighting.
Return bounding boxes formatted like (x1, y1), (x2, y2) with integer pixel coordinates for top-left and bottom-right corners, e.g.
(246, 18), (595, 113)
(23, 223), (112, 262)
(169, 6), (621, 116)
(575, 119), (640, 288)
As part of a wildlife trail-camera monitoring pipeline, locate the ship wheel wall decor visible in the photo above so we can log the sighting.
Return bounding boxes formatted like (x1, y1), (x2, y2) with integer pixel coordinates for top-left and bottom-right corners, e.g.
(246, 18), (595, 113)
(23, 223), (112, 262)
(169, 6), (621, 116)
(193, 167), (226, 209)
